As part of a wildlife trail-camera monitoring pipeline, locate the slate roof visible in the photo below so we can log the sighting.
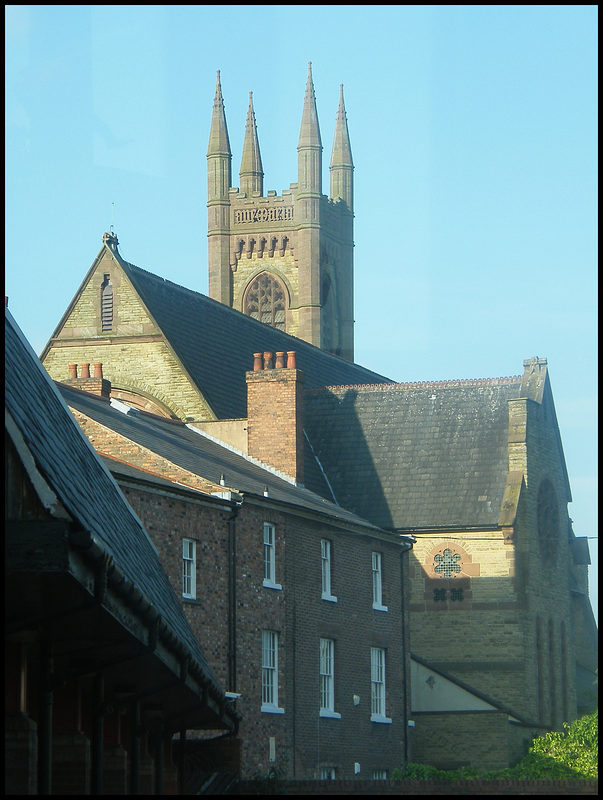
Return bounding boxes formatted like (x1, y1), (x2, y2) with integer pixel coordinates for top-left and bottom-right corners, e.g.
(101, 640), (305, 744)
(5, 308), (228, 700)
(118, 256), (392, 420)
(303, 379), (522, 531)
(56, 382), (390, 536)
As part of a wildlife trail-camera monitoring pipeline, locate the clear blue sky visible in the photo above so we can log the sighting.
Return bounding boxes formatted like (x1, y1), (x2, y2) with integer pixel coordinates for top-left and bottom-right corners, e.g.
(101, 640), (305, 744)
(5, 5), (597, 620)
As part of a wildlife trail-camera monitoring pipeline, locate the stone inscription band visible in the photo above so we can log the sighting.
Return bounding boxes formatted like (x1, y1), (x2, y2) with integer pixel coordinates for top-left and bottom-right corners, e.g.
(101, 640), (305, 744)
(234, 207), (294, 224)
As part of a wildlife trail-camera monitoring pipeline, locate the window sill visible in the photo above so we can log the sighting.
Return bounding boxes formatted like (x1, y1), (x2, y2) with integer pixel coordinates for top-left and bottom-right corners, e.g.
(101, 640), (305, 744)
(371, 714), (392, 724)
(372, 602), (388, 612)
(319, 708), (342, 719)
(261, 703), (285, 715)
(263, 580), (282, 591)
(182, 596), (202, 605)
(321, 593), (338, 603)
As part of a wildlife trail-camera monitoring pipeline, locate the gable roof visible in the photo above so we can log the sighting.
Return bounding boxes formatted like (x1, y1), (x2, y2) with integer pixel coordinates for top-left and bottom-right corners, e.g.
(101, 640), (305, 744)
(84, 236), (393, 420)
(5, 307), (234, 719)
(122, 260), (393, 419)
(303, 378), (523, 531)
(56, 381), (402, 540)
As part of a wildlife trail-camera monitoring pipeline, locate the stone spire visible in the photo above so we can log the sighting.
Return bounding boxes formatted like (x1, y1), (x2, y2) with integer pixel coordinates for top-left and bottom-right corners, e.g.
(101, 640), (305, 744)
(329, 84), (354, 211)
(297, 62), (322, 195)
(239, 91), (264, 197)
(207, 70), (232, 202)
(207, 70), (232, 305)
(207, 70), (231, 160)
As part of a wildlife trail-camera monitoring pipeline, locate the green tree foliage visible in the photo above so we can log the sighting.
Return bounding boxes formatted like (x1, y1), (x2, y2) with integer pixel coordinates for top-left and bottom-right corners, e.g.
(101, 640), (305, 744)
(522, 710), (597, 779)
(392, 711), (598, 781)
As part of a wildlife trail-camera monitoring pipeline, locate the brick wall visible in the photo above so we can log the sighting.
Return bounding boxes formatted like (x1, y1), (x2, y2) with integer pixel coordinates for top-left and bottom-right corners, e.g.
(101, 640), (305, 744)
(121, 484), (232, 690)
(117, 481), (290, 778)
(115, 474), (410, 781)
(284, 517), (409, 780)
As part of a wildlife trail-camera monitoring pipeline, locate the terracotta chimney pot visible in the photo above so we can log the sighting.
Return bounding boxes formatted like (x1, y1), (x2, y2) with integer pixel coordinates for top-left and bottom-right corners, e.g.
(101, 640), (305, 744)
(287, 351), (296, 370)
(263, 352), (273, 370)
(80, 363), (90, 379)
(253, 353), (263, 371)
(68, 363), (78, 379)
(275, 352), (285, 369)
(93, 362), (103, 379)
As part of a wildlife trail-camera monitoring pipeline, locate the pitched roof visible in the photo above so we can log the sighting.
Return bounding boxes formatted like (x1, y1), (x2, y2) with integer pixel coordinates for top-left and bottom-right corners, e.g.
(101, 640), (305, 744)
(5, 307), (230, 705)
(115, 253), (392, 420)
(56, 382), (394, 538)
(304, 378), (523, 531)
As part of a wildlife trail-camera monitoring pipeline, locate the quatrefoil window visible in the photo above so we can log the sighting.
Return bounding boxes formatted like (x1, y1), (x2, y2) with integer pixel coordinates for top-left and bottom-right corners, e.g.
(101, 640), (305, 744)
(434, 548), (461, 579)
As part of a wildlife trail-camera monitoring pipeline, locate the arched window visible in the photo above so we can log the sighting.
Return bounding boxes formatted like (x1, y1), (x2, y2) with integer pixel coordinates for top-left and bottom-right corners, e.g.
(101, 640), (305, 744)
(101, 274), (113, 331)
(537, 479), (560, 563)
(244, 272), (287, 331)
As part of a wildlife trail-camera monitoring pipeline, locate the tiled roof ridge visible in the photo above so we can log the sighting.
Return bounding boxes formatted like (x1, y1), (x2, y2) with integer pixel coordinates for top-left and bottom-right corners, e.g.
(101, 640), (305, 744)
(307, 375), (522, 394)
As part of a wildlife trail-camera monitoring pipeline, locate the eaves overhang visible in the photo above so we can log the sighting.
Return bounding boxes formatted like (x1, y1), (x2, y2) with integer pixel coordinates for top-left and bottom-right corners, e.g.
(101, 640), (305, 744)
(240, 490), (414, 549)
(5, 516), (240, 734)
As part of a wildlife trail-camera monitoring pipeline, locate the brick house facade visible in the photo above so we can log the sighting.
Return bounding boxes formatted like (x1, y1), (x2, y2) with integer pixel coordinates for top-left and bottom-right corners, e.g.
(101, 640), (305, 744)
(55, 375), (413, 781)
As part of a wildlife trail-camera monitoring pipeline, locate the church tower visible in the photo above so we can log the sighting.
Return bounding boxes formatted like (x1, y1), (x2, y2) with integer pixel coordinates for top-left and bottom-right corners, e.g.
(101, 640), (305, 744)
(206, 64), (355, 361)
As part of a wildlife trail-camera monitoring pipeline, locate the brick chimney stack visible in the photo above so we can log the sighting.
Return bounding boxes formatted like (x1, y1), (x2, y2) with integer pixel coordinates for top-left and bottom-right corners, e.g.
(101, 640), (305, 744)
(246, 351), (305, 484)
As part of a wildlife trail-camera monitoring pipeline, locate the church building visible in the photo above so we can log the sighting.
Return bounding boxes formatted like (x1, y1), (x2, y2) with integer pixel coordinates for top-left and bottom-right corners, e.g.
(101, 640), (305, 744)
(38, 66), (597, 777)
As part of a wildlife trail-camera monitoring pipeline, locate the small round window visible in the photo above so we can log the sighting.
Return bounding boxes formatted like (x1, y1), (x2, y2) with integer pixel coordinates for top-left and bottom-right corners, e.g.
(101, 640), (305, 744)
(537, 479), (559, 563)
